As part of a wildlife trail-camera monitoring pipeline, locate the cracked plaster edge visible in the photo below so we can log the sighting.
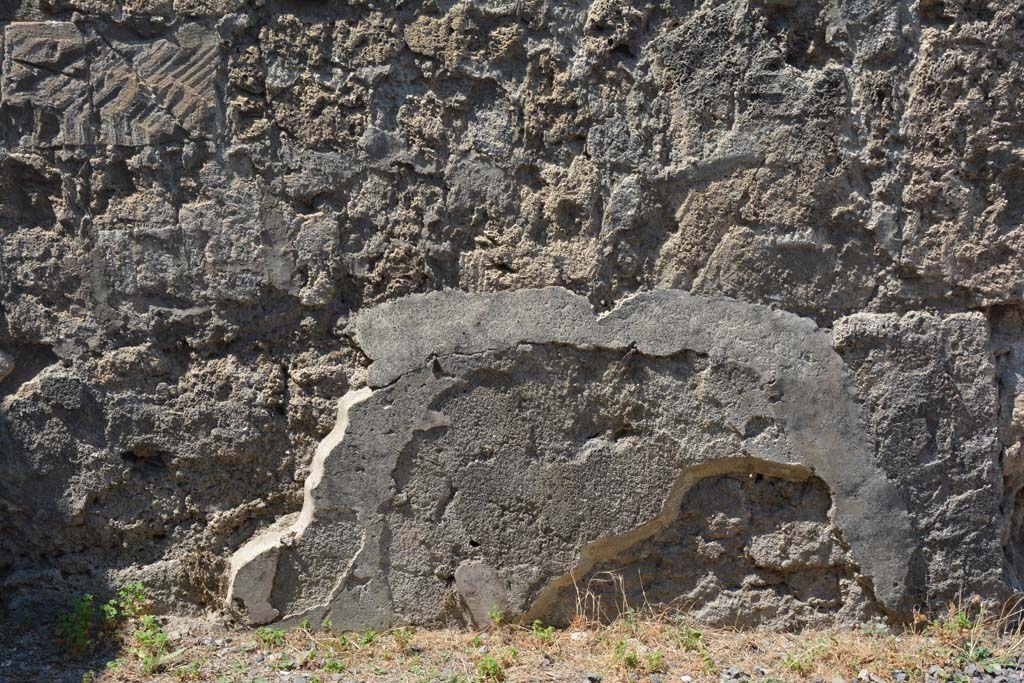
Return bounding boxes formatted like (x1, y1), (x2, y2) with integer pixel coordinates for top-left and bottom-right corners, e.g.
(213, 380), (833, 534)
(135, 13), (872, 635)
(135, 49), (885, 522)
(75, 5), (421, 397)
(225, 386), (373, 624)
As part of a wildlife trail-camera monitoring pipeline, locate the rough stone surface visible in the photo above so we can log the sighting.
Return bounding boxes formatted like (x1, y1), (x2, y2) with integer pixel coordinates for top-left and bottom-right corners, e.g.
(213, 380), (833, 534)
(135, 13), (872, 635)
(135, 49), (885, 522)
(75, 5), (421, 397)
(549, 472), (877, 629)
(0, 0), (1021, 640)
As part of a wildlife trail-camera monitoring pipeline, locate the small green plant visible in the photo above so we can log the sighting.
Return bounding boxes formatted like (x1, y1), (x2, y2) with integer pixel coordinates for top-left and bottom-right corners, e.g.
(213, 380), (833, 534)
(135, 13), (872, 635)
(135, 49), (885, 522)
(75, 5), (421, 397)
(139, 651), (164, 673)
(117, 581), (149, 620)
(392, 626), (415, 650)
(173, 660), (202, 680)
(677, 627), (704, 651)
(59, 582), (153, 659)
(781, 651), (809, 673)
(487, 604), (504, 626)
(270, 654), (297, 671)
(984, 657), (1015, 672)
(132, 614), (169, 655)
(613, 640), (640, 670)
(299, 618), (313, 632)
(101, 600), (119, 627)
(132, 615), (172, 673)
(469, 634), (484, 648)
(700, 648), (718, 676)
(324, 657), (346, 672)
(781, 642), (824, 674)
(409, 665), (432, 683)
(672, 626), (715, 672)
(55, 583), (160, 665)
(99, 581), (150, 630)
(645, 649), (665, 672)
(531, 619), (555, 645)
(359, 629), (379, 647)
(58, 594), (97, 656)
(321, 618), (333, 633)
(957, 642), (997, 664)
(934, 610), (973, 635)
(859, 622), (888, 638)
(255, 626), (286, 648)
(477, 654), (505, 682)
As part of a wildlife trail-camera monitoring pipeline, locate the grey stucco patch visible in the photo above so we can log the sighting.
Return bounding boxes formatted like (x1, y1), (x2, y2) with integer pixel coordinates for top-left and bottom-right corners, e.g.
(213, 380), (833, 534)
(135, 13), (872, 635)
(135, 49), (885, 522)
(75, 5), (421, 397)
(227, 287), (914, 628)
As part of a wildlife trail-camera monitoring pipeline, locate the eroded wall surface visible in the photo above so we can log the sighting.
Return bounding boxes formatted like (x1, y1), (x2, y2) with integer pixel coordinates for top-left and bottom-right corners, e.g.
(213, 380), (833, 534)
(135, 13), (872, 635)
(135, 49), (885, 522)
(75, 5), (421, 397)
(0, 0), (1021, 627)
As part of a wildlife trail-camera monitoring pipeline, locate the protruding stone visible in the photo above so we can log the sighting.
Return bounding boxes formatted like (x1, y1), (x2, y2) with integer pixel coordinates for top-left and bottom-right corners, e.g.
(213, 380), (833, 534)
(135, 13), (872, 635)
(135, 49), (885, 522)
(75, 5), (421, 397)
(454, 562), (507, 628)
(0, 350), (12, 383)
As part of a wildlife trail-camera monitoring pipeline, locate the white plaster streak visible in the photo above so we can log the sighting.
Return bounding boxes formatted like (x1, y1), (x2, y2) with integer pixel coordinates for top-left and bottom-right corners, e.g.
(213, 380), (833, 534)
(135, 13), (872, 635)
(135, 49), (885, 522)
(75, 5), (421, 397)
(225, 386), (374, 623)
(300, 386), (373, 528)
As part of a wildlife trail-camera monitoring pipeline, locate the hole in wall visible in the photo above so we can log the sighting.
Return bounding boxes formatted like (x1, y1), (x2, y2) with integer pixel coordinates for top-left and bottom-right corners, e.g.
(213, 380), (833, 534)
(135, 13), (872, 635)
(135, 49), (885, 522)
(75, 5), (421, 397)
(532, 468), (879, 630)
(0, 342), (58, 396)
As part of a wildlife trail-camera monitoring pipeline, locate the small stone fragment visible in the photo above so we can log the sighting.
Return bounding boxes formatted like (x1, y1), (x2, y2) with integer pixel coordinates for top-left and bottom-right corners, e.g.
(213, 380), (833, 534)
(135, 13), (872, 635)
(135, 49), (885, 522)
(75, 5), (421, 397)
(454, 561), (508, 629)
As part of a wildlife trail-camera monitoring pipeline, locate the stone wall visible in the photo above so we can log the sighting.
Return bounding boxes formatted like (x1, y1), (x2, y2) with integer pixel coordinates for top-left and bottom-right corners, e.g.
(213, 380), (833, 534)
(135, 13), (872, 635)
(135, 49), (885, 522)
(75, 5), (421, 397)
(0, 0), (1021, 629)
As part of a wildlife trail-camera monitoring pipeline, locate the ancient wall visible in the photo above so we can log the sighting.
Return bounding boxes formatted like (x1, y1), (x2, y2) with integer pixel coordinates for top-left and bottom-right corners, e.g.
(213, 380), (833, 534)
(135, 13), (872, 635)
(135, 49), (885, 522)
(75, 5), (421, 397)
(0, 0), (1022, 629)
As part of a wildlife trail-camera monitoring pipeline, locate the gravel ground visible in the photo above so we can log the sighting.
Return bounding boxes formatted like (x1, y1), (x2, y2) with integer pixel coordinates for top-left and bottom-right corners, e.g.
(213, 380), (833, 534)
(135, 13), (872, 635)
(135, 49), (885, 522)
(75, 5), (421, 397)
(2, 611), (1022, 683)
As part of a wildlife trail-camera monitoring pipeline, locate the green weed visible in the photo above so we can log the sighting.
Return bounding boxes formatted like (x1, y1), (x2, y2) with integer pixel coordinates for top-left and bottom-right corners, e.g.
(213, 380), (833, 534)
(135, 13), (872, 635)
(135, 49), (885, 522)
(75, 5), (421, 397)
(645, 649), (665, 672)
(392, 626), (415, 650)
(132, 615), (173, 674)
(58, 581), (153, 658)
(324, 657), (346, 672)
(58, 594), (97, 656)
(781, 642), (824, 674)
(476, 654), (505, 682)
(255, 626), (286, 648)
(531, 619), (555, 645)
(613, 640), (640, 669)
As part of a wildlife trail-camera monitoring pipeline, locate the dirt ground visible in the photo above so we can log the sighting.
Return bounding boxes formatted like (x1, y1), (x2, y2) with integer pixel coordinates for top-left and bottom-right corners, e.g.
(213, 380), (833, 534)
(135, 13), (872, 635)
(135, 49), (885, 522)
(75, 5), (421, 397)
(7, 601), (1024, 683)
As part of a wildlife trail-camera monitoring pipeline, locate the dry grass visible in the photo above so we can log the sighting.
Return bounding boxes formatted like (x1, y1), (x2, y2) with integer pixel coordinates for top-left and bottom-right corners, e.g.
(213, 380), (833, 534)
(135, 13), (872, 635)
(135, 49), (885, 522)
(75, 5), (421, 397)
(90, 594), (1024, 683)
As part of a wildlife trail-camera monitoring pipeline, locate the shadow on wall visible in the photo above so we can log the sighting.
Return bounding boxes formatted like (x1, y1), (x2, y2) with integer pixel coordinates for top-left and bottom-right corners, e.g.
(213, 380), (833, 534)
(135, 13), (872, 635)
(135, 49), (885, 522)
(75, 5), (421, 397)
(0, 341), (105, 625)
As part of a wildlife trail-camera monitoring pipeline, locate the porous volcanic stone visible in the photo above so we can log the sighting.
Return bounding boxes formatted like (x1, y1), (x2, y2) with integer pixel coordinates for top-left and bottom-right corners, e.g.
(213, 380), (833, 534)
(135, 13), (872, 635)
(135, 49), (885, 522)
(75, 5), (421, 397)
(0, 0), (1021, 642)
